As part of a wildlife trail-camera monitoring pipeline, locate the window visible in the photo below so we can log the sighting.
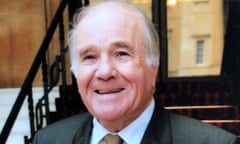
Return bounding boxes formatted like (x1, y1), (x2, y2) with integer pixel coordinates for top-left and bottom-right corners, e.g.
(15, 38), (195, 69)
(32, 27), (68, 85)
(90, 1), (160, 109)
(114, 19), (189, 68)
(196, 40), (204, 65)
(166, 0), (224, 78)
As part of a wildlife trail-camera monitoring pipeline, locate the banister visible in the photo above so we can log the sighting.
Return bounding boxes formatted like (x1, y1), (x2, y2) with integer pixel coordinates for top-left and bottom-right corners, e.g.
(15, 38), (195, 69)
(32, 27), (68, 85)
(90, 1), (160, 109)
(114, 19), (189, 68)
(0, 0), (68, 143)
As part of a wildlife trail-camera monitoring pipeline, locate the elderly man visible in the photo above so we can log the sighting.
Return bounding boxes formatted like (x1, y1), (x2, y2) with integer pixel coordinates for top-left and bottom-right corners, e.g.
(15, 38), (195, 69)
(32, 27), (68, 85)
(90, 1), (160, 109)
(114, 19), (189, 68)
(33, 1), (239, 144)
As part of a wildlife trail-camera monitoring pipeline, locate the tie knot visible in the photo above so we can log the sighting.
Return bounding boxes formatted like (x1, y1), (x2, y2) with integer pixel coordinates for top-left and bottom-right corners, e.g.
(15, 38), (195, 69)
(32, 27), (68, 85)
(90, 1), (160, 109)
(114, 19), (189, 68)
(103, 134), (123, 144)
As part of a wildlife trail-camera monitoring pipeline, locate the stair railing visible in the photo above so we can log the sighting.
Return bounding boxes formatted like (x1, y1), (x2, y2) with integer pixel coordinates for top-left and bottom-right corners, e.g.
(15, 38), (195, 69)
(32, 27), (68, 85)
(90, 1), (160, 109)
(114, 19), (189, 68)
(0, 0), (87, 143)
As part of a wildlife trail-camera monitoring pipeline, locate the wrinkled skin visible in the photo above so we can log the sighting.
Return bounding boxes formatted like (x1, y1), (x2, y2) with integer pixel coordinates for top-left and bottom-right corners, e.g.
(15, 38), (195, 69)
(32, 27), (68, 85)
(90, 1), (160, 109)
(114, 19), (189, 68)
(73, 5), (158, 132)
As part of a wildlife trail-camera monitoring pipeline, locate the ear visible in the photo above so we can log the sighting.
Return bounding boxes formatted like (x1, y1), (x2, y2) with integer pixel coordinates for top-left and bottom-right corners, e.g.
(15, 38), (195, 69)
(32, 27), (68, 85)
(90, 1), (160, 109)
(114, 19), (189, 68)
(151, 65), (159, 87)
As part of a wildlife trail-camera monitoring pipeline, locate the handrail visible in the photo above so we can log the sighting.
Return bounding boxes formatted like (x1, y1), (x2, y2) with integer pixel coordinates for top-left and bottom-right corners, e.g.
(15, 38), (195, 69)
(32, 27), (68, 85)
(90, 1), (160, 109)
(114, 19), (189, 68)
(0, 0), (68, 143)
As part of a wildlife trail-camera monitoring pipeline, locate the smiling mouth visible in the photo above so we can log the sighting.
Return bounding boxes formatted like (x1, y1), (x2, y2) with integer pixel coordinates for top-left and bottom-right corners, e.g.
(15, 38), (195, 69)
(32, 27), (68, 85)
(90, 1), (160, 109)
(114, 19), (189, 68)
(95, 88), (124, 94)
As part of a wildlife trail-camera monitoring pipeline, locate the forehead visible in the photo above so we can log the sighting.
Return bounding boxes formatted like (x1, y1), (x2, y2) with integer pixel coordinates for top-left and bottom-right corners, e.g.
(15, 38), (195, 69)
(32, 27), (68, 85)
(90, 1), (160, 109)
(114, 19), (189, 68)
(74, 4), (145, 49)
(80, 2), (139, 23)
(79, 4), (141, 32)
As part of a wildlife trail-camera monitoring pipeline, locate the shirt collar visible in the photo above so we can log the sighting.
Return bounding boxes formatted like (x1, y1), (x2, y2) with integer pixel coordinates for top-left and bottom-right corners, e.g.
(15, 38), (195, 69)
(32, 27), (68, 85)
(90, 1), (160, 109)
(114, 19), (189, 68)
(90, 98), (155, 144)
(91, 118), (109, 144)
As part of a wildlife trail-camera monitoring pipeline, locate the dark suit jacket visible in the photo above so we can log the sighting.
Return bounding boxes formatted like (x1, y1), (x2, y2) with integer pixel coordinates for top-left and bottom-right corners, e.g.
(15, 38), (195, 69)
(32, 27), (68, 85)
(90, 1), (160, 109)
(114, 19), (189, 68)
(33, 104), (239, 144)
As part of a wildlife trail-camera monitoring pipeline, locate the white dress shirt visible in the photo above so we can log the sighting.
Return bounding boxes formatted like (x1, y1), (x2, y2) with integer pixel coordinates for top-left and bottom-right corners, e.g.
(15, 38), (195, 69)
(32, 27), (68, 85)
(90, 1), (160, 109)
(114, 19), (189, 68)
(90, 98), (155, 144)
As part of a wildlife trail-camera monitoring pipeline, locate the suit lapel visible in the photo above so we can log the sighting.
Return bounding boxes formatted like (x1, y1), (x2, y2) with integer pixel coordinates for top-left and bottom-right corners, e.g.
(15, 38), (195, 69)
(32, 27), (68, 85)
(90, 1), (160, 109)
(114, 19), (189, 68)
(72, 114), (93, 144)
(141, 103), (173, 144)
(70, 104), (173, 144)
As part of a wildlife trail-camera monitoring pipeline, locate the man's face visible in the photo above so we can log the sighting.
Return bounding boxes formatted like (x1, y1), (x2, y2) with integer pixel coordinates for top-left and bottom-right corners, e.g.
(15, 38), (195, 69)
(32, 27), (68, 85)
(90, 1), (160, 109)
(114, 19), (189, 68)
(74, 7), (158, 129)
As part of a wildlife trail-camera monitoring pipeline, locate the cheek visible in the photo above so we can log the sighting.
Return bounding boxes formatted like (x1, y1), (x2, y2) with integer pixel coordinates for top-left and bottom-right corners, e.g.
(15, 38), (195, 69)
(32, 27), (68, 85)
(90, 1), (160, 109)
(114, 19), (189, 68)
(76, 67), (94, 95)
(132, 67), (156, 96)
(118, 65), (146, 94)
(76, 77), (86, 97)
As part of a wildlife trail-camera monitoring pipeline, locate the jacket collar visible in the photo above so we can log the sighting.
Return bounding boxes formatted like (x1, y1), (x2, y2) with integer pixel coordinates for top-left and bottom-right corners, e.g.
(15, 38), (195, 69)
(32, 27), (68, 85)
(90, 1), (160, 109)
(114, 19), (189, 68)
(72, 114), (93, 144)
(71, 103), (172, 144)
(141, 103), (173, 144)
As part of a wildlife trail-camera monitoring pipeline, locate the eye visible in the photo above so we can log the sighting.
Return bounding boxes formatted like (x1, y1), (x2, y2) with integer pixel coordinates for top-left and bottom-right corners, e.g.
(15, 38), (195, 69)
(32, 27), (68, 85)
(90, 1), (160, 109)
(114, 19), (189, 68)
(81, 54), (97, 64)
(116, 51), (129, 57)
(84, 54), (96, 60)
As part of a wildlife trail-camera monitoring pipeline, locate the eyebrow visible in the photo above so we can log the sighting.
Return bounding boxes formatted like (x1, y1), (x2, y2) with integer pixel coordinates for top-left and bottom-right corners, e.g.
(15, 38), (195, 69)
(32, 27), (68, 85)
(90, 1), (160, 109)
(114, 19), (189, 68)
(78, 45), (97, 58)
(113, 41), (130, 48)
(110, 41), (136, 54)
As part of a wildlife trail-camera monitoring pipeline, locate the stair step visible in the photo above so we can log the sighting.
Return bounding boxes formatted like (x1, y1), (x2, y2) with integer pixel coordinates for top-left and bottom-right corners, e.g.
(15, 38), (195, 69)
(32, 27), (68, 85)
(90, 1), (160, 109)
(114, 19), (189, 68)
(0, 87), (59, 144)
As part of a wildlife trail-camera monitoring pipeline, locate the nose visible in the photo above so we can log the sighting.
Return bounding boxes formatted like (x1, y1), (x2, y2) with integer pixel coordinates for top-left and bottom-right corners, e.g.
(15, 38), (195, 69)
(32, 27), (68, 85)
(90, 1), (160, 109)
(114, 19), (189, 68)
(95, 57), (116, 81)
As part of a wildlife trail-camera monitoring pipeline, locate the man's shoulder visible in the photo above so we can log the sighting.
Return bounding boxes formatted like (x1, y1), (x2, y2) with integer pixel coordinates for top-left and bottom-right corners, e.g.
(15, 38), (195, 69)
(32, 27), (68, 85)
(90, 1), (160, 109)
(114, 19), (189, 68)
(169, 112), (238, 143)
(43, 112), (91, 131)
(33, 112), (92, 144)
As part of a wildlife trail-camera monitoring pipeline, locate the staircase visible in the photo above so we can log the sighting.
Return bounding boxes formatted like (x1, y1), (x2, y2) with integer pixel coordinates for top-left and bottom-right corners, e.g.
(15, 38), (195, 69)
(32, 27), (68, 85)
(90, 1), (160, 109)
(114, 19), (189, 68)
(0, 87), (59, 144)
(0, 0), (87, 143)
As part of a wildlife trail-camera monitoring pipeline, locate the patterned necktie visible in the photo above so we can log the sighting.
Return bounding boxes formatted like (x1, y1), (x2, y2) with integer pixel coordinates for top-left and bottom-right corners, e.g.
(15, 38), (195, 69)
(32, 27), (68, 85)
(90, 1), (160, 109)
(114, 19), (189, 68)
(103, 134), (123, 144)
